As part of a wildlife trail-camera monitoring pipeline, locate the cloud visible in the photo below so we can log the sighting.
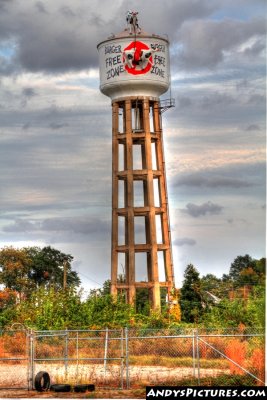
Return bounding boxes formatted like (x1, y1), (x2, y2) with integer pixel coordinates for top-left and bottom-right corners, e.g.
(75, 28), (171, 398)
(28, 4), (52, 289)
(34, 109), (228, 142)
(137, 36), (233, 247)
(244, 124), (261, 131)
(177, 96), (192, 109)
(175, 174), (253, 189)
(181, 201), (223, 218)
(35, 1), (49, 14)
(173, 237), (196, 246)
(247, 94), (265, 105)
(176, 17), (266, 69)
(22, 87), (37, 98)
(3, 219), (40, 232)
(3, 217), (109, 236)
(0, 0), (219, 74)
(49, 122), (69, 130)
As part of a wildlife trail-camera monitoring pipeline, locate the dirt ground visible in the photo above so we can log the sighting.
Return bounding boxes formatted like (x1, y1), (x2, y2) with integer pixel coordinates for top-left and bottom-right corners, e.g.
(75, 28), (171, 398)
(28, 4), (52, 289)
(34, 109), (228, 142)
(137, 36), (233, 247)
(0, 363), (227, 398)
(0, 388), (146, 399)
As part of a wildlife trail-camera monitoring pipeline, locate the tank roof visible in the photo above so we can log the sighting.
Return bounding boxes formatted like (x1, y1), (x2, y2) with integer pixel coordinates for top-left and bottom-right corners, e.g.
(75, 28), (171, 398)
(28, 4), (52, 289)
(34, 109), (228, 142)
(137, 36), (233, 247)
(97, 28), (169, 48)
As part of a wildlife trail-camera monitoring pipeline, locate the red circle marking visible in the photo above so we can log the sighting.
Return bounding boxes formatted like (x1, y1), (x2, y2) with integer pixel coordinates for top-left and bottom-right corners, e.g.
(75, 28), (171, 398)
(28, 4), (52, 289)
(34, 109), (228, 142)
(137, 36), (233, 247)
(123, 41), (152, 75)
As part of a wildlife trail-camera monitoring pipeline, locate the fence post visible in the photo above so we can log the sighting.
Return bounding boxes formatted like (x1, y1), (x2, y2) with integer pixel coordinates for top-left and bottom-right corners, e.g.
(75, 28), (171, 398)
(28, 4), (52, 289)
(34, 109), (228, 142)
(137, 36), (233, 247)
(192, 330), (196, 378)
(104, 327), (109, 376)
(29, 329), (35, 390)
(64, 328), (68, 379)
(75, 331), (79, 381)
(26, 329), (31, 391)
(125, 327), (129, 389)
(196, 329), (200, 385)
(120, 328), (124, 389)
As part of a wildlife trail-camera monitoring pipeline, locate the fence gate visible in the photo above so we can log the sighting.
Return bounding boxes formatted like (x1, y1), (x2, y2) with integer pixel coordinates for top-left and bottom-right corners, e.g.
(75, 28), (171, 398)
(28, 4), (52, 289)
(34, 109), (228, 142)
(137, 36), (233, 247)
(0, 329), (29, 390)
(32, 329), (126, 389)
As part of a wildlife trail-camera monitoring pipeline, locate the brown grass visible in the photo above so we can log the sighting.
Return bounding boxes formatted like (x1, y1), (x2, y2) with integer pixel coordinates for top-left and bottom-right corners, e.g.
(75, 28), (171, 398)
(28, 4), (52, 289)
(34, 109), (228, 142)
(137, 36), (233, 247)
(225, 339), (247, 375)
(249, 348), (265, 384)
(129, 355), (228, 369)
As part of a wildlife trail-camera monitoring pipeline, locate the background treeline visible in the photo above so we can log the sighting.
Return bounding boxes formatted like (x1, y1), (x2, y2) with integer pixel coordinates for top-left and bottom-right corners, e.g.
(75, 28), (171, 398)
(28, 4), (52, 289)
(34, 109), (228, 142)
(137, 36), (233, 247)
(0, 246), (265, 330)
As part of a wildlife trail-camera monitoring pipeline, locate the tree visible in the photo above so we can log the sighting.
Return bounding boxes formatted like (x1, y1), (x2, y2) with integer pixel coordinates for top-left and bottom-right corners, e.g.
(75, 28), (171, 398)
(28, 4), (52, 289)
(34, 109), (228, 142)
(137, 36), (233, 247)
(202, 285), (265, 328)
(201, 274), (221, 294)
(25, 246), (80, 289)
(15, 287), (86, 330)
(0, 247), (34, 297)
(0, 246), (80, 298)
(180, 264), (203, 323)
(229, 255), (256, 286)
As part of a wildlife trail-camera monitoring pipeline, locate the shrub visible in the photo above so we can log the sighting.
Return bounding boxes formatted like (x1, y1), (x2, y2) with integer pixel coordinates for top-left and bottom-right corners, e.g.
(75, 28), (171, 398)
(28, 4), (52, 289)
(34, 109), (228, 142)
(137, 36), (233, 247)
(249, 348), (265, 384)
(225, 339), (247, 375)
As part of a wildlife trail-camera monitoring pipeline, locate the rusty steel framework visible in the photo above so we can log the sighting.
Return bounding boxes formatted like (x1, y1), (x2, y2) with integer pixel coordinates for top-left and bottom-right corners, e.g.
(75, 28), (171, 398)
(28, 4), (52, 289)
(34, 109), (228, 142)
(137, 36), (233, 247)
(110, 96), (174, 310)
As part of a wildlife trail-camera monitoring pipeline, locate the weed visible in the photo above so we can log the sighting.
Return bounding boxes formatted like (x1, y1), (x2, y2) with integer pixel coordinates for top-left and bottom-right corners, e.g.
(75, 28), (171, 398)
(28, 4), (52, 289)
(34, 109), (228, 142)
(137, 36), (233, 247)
(225, 339), (247, 375)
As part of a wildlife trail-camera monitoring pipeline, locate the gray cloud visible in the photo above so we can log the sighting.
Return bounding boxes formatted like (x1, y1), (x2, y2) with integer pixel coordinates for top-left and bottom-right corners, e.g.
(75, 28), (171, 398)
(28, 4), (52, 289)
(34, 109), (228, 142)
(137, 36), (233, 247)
(35, 1), (48, 14)
(247, 94), (265, 105)
(243, 37), (265, 57)
(244, 124), (261, 131)
(173, 237), (196, 246)
(3, 219), (40, 232)
(3, 216), (109, 236)
(200, 92), (235, 109)
(175, 174), (253, 189)
(0, 0), (13, 13)
(181, 201), (223, 218)
(49, 122), (69, 130)
(177, 96), (192, 109)
(177, 17), (266, 69)
(59, 5), (77, 18)
(22, 122), (31, 130)
(0, 1), (265, 74)
(22, 87), (37, 98)
(0, 0), (219, 74)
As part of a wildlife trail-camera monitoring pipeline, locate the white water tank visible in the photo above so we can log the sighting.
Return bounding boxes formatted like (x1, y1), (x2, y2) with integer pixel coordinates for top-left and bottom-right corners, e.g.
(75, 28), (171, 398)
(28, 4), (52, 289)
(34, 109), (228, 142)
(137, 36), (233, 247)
(97, 28), (170, 101)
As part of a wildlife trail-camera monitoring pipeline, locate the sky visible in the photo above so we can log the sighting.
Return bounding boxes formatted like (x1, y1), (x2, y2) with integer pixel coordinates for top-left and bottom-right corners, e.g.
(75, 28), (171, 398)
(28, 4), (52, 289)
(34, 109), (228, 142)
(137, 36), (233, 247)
(0, 0), (265, 293)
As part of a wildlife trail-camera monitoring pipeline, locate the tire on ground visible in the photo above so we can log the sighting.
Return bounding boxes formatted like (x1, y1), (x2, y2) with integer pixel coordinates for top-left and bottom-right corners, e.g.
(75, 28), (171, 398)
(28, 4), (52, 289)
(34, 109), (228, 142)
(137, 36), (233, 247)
(34, 371), (51, 392)
(50, 384), (72, 392)
(73, 384), (95, 392)
(73, 384), (88, 393)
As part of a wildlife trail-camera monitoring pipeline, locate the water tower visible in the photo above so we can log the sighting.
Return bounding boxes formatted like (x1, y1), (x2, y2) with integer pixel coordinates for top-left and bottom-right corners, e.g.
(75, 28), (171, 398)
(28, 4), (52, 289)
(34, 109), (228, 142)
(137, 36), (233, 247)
(97, 12), (175, 310)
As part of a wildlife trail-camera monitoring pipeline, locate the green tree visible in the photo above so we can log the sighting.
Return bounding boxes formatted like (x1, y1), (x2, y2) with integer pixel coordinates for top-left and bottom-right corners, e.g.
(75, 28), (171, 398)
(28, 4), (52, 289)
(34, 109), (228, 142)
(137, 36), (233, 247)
(0, 288), (18, 328)
(15, 287), (86, 330)
(229, 255), (256, 286)
(0, 247), (34, 297)
(0, 246), (80, 298)
(25, 246), (80, 289)
(202, 284), (265, 328)
(180, 264), (203, 323)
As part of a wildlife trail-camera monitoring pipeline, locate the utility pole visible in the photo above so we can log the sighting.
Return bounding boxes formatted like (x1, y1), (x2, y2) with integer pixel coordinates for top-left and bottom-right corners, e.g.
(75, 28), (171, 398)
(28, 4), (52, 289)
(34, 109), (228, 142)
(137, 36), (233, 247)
(63, 259), (68, 290)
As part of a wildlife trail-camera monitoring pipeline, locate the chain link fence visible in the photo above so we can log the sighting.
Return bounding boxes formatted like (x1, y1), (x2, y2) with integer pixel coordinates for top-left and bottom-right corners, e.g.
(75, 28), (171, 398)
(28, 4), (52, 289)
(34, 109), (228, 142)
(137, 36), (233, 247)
(0, 328), (265, 390)
(0, 329), (29, 389)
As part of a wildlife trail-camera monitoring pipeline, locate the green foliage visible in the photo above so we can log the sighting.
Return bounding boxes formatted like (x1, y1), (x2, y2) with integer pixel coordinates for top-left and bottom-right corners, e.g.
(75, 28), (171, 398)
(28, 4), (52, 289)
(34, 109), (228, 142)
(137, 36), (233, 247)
(228, 254), (264, 287)
(25, 246), (80, 289)
(0, 247), (34, 295)
(0, 250), (265, 330)
(10, 287), (135, 330)
(201, 285), (265, 328)
(83, 292), (135, 328)
(15, 287), (84, 330)
(180, 264), (203, 323)
(0, 246), (80, 299)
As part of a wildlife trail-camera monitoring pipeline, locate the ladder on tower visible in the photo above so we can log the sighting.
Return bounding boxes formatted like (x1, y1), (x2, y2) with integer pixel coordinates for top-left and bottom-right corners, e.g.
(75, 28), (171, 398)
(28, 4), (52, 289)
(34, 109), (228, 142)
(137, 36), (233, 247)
(159, 98), (175, 113)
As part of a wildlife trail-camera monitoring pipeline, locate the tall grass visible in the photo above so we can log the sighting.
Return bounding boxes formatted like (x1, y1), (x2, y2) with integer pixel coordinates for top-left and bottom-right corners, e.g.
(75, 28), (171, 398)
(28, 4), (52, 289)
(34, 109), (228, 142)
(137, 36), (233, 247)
(225, 339), (247, 375)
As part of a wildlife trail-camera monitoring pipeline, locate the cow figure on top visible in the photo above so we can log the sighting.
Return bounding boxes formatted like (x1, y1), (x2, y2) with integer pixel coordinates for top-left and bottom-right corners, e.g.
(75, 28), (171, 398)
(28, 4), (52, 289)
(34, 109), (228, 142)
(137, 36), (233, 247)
(126, 10), (141, 34)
